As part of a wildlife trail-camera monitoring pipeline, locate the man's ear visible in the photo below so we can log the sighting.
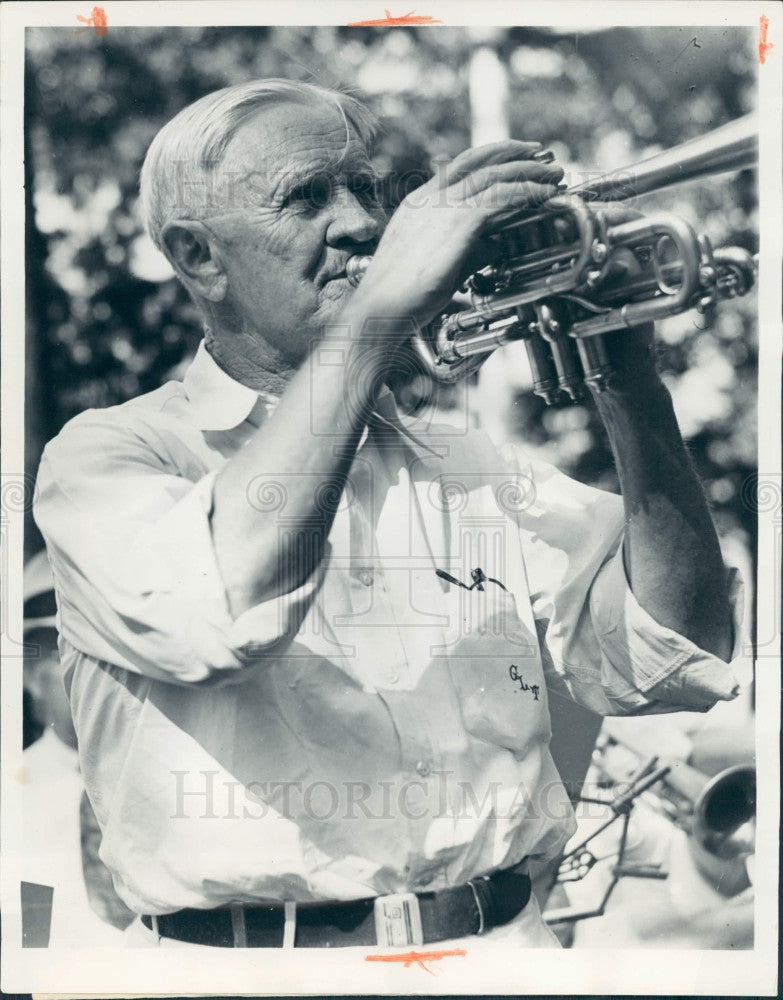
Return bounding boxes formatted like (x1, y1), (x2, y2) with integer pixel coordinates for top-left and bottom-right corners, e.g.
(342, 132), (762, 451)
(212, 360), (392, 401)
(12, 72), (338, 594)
(160, 221), (227, 302)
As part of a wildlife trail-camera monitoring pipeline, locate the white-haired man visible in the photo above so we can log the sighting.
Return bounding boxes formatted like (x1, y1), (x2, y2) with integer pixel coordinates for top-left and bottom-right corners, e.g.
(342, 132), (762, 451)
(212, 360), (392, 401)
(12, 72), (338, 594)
(35, 79), (744, 949)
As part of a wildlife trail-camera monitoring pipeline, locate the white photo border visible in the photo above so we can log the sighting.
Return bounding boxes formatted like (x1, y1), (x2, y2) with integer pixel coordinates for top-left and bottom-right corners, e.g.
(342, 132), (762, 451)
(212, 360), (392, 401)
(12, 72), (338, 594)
(1, 1), (780, 995)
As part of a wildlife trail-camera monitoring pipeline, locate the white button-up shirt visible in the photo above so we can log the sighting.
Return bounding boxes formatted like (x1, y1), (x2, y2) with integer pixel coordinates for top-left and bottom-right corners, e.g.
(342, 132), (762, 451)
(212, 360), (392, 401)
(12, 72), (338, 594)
(34, 342), (745, 915)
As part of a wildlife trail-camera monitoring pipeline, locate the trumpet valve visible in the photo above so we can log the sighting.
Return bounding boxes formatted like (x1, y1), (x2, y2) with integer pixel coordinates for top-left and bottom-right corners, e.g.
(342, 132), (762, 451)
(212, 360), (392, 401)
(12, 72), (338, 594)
(576, 335), (614, 393)
(535, 303), (584, 401)
(517, 309), (561, 405)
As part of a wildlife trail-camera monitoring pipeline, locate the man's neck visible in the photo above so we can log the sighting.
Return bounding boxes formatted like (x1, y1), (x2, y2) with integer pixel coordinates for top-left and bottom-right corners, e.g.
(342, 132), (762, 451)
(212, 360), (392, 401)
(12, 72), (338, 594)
(206, 332), (297, 397)
(204, 327), (394, 412)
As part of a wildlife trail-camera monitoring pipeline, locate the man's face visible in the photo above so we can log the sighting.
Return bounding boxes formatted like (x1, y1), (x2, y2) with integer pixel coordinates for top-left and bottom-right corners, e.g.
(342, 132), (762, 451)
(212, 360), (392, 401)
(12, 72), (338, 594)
(204, 100), (385, 367)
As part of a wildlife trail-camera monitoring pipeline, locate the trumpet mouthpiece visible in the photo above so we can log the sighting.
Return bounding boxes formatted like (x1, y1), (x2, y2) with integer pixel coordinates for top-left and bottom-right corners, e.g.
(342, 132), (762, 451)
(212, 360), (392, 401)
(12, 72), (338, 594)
(346, 254), (372, 287)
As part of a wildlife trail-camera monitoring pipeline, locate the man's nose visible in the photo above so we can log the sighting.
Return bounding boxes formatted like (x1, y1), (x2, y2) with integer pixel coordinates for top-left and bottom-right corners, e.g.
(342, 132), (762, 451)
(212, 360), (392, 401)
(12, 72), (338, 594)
(326, 187), (382, 247)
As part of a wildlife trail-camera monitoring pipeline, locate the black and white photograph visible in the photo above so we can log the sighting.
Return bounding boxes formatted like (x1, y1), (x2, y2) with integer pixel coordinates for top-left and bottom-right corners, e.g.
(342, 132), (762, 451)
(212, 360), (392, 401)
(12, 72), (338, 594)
(1, 2), (780, 995)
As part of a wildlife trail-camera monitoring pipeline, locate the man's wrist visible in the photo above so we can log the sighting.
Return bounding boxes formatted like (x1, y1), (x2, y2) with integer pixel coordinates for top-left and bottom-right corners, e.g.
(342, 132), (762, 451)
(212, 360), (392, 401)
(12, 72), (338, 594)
(586, 322), (670, 412)
(590, 371), (682, 458)
(590, 366), (669, 408)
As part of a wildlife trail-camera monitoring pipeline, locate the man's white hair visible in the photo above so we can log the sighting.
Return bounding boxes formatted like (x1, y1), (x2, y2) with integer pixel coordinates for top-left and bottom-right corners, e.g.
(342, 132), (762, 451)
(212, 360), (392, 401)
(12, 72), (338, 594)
(140, 78), (379, 251)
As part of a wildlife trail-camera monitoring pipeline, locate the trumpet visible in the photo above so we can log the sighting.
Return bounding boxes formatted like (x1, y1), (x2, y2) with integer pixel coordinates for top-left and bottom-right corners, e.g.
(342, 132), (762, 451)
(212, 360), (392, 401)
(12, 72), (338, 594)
(668, 762), (756, 897)
(346, 114), (758, 404)
(628, 757), (755, 898)
(544, 736), (756, 925)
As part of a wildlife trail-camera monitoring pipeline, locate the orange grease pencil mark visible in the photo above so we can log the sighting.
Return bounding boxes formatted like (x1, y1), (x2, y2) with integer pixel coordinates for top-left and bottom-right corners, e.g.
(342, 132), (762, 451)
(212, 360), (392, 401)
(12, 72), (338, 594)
(365, 947), (466, 973)
(74, 6), (108, 36)
(759, 15), (774, 63)
(348, 9), (443, 27)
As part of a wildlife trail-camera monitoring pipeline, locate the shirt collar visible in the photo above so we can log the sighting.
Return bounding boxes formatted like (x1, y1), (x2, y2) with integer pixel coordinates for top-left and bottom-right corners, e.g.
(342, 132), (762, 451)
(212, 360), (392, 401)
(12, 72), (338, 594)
(181, 341), (275, 431)
(180, 340), (440, 460)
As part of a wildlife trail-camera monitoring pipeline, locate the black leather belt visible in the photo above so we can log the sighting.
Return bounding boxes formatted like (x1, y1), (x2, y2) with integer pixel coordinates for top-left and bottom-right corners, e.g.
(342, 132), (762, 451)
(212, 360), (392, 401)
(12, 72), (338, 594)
(141, 866), (532, 948)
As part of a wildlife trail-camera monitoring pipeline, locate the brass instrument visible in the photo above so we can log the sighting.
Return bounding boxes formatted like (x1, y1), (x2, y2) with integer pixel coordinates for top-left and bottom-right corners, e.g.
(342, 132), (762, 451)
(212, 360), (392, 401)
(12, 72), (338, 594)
(650, 760), (756, 898)
(600, 732), (755, 894)
(544, 735), (756, 924)
(346, 114), (758, 404)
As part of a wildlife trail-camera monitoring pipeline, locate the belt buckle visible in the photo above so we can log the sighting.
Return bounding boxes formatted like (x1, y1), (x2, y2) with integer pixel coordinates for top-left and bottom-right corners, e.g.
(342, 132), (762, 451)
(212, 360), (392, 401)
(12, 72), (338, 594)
(373, 892), (424, 947)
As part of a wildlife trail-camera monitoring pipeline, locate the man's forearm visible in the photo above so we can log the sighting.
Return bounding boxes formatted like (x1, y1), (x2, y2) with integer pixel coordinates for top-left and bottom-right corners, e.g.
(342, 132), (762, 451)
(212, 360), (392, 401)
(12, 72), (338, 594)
(592, 371), (733, 661)
(211, 307), (391, 618)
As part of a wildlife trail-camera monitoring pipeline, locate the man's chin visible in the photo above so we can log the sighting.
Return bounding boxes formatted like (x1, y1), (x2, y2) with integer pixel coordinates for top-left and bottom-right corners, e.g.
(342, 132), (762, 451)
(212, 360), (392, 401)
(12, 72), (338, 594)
(320, 277), (354, 302)
(315, 281), (356, 325)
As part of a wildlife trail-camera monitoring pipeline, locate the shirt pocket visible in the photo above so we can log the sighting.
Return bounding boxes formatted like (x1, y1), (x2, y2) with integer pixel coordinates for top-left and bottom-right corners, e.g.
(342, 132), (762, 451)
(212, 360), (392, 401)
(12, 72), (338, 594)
(440, 585), (551, 756)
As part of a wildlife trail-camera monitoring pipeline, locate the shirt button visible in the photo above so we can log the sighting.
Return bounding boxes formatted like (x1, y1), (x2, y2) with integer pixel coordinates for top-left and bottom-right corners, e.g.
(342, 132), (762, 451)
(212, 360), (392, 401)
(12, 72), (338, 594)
(415, 760), (432, 778)
(358, 570), (374, 587)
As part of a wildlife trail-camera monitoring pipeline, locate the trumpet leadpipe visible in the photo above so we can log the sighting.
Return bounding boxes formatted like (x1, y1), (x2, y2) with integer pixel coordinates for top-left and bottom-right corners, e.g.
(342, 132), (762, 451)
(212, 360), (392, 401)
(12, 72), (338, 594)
(568, 112), (758, 203)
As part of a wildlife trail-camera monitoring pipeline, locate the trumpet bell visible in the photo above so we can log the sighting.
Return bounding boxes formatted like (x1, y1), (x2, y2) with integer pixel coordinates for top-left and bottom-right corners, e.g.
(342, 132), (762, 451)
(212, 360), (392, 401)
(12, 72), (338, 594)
(689, 764), (756, 897)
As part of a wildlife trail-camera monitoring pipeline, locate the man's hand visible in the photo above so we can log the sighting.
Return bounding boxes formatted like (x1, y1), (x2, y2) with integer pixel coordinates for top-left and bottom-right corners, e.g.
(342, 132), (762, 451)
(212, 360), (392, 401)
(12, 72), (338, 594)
(348, 141), (564, 334)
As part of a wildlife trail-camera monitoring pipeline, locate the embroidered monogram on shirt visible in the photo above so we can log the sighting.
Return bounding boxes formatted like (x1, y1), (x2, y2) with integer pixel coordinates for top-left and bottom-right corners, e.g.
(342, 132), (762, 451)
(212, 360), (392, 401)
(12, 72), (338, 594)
(509, 664), (540, 700)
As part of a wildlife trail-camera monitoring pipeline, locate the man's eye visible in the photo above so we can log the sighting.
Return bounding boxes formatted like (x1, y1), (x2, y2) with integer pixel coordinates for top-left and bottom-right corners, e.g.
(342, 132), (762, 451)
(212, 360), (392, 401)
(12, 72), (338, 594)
(287, 175), (333, 211)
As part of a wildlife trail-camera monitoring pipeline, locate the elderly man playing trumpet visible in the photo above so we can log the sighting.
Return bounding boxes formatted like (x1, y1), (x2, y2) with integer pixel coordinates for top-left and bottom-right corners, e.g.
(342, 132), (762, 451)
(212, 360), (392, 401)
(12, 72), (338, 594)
(34, 79), (744, 950)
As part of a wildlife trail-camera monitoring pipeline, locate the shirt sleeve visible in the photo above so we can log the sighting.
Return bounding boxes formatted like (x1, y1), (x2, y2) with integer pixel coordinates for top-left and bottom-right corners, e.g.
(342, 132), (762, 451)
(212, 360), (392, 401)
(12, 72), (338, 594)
(501, 443), (749, 717)
(34, 410), (328, 684)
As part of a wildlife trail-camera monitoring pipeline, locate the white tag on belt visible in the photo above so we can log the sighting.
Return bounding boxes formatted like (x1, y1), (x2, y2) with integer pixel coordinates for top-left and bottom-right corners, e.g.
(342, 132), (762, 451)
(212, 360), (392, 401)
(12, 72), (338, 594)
(373, 892), (424, 947)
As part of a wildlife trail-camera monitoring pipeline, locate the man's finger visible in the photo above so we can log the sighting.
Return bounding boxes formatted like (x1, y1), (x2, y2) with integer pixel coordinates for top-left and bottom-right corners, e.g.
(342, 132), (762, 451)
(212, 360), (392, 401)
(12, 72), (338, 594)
(452, 160), (565, 200)
(597, 201), (644, 226)
(440, 141), (546, 185)
(473, 180), (562, 230)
